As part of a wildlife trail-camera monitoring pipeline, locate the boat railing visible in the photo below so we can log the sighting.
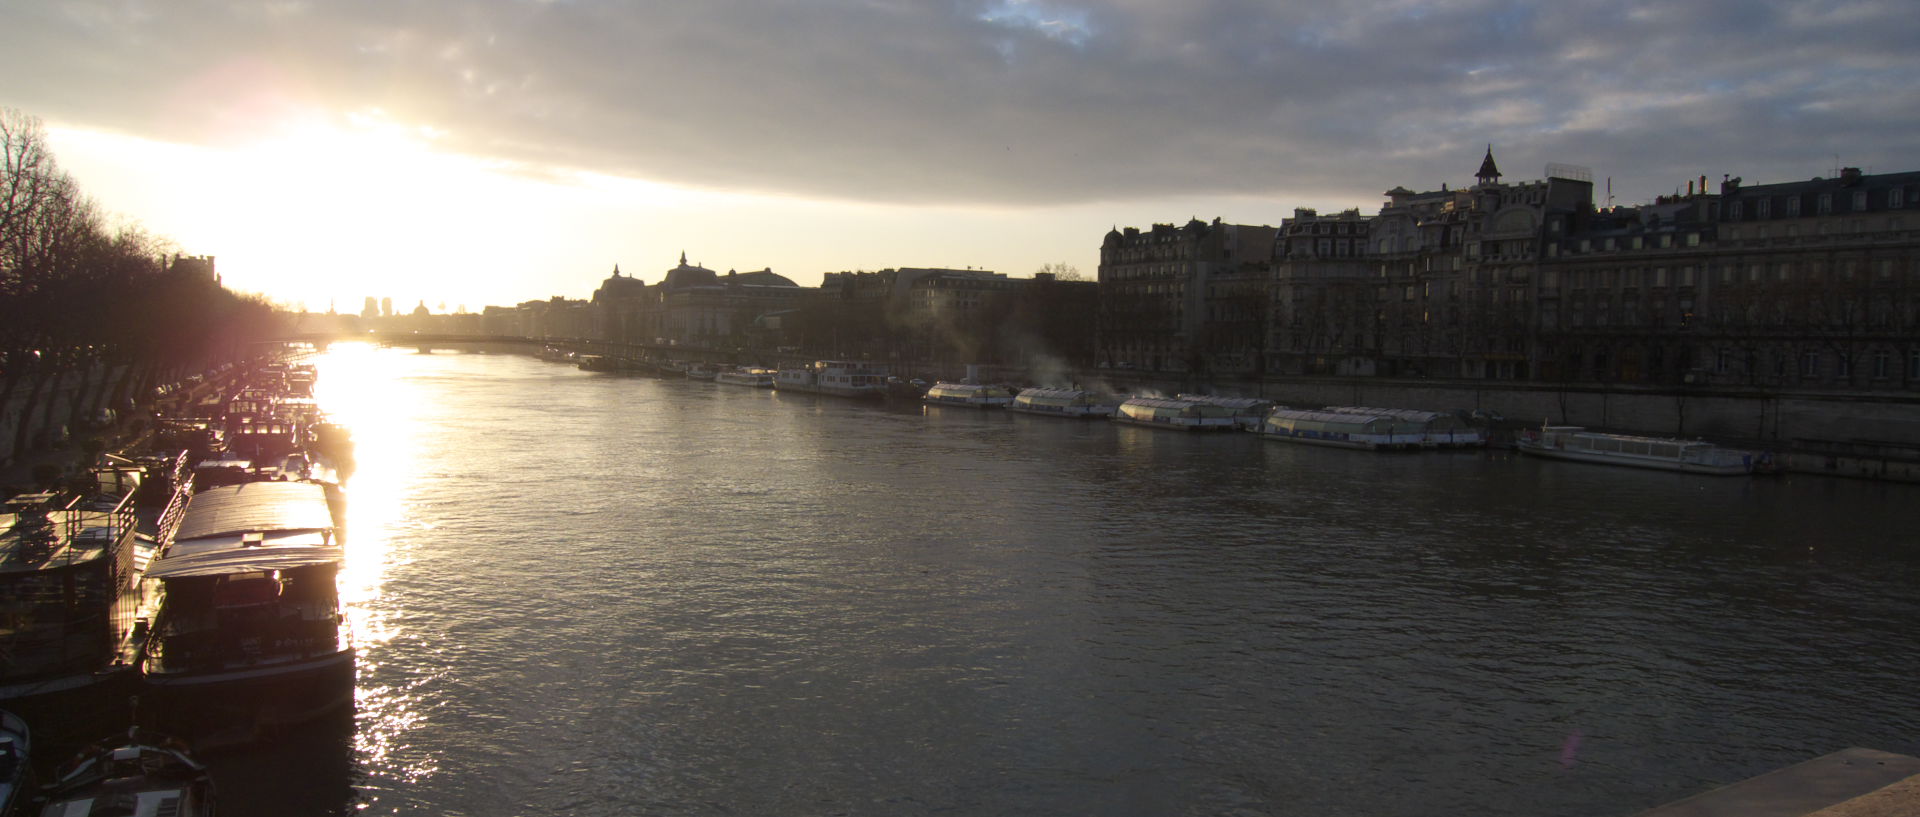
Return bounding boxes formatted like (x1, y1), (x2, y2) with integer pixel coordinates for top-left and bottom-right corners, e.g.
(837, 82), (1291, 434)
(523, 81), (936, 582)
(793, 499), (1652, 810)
(153, 470), (195, 556)
(57, 486), (139, 589)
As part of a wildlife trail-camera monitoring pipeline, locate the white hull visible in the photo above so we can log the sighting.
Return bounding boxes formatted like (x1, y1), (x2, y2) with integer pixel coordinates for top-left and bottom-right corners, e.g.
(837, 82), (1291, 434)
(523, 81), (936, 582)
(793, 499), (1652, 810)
(925, 396), (1011, 408)
(1112, 416), (1236, 431)
(1007, 405), (1112, 418)
(1259, 430), (1413, 450)
(777, 383), (885, 399)
(1516, 443), (1754, 475)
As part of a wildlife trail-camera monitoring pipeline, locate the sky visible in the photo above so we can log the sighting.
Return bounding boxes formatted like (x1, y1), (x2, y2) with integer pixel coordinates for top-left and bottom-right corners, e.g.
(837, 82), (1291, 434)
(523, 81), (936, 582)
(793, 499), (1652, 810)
(4, 0), (1917, 312)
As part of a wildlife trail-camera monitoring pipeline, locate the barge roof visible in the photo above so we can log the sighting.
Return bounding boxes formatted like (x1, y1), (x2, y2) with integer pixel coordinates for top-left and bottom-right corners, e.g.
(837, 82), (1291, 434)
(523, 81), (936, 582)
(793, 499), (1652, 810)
(174, 482), (334, 542)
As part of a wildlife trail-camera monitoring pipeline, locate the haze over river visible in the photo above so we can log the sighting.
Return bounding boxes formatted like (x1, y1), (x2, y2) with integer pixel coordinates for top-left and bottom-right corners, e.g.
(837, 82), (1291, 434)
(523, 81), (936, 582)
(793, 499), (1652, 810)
(240, 345), (1920, 815)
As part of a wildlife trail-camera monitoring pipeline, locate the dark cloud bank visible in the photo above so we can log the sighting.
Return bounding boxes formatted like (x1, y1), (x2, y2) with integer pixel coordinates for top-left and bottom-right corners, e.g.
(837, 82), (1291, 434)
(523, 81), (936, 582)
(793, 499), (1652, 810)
(5, 0), (1917, 208)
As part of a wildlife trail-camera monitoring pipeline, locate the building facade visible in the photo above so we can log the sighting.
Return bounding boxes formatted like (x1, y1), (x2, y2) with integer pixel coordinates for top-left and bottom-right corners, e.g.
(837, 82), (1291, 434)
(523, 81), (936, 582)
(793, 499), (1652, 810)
(1097, 218), (1277, 372)
(590, 254), (804, 350)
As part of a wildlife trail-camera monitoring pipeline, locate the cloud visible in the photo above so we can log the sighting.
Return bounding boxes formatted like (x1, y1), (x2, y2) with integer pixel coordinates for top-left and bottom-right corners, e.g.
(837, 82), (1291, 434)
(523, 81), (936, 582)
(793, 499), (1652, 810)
(4, 0), (1918, 208)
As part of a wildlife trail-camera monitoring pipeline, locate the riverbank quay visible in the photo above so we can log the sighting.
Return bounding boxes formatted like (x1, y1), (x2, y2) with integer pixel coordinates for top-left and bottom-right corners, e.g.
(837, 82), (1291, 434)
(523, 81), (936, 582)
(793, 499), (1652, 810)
(1632, 748), (1920, 817)
(1074, 370), (1920, 483)
(0, 354), (284, 491)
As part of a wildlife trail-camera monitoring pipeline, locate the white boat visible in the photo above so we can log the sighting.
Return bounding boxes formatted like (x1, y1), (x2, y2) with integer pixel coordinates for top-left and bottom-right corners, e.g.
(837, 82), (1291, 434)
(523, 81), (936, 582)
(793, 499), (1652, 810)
(1516, 426), (1761, 475)
(1007, 388), (1119, 418)
(714, 367), (776, 388)
(0, 710), (27, 816)
(685, 363), (720, 381)
(775, 360), (889, 399)
(141, 482), (353, 719)
(923, 383), (1014, 408)
(1259, 408), (1421, 450)
(1112, 398), (1238, 431)
(1177, 395), (1275, 430)
(38, 728), (214, 817)
(1323, 406), (1487, 448)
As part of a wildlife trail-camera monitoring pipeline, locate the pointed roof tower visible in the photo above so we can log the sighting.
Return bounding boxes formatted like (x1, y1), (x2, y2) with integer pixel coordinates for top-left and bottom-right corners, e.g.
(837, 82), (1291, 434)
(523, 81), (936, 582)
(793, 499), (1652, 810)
(679, 251), (688, 266)
(1475, 144), (1502, 186)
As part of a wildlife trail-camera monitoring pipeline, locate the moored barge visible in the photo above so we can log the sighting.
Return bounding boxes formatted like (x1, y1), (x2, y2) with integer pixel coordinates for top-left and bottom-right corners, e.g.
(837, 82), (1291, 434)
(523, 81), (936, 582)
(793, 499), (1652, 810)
(923, 382), (1015, 408)
(1517, 426), (1762, 475)
(140, 481), (353, 727)
(1112, 398), (1238, 431)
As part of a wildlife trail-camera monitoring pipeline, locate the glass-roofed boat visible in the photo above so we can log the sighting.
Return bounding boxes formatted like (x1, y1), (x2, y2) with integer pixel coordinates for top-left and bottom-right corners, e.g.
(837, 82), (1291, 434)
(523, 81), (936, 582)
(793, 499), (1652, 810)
(1007, 388), (1119, 418)
(923, 382), (1015, 408)
(1112, 398), (1238, 431)
(1516, 426), (1762, 475)
(1259, 408), (1424, 450)
(1177, 394), (1276, 431)
(1324, 406), (1487, 448)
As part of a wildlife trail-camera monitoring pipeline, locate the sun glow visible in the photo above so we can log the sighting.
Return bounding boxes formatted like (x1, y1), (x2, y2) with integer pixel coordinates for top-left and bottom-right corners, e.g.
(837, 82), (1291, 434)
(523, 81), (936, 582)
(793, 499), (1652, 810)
(311, 342), (443, 785)
(313, 342), (422, 647)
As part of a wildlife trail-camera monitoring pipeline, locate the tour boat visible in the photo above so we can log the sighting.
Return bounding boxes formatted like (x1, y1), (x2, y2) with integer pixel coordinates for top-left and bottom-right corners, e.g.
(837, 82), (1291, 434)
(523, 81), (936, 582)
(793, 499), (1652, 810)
(774, 361), (890, 399)
(1516, 426), (1762, 475)
(0, 463), (156, 703)
(37, 728), (214, 817)
(141, 481), (353, 723)
(922, 382), (1015, 408)
(1177, 395), (1275, 430)
(684, 363), (720, 381)
(0, 710), (27, 816)
(1112, 398), (1238, 431)
(1323, 406), (1487, 448)
(1259, 408), (1421, 450)
(714, 367), (777, 388)
(1007, 388), (1119, 418)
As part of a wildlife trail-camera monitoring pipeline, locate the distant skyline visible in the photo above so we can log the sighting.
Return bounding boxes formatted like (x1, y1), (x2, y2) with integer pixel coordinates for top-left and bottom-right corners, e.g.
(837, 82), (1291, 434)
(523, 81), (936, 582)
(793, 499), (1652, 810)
(7, 1), (1918, 310)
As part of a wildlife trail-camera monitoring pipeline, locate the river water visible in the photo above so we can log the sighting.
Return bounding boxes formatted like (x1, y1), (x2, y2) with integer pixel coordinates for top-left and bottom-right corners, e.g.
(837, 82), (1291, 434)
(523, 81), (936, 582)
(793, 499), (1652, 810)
(234, 345), (1920, 816)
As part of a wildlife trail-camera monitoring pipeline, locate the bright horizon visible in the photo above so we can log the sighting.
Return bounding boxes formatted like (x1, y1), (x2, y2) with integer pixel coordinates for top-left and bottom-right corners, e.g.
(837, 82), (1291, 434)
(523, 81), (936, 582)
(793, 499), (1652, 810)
(11, 1), (1919, 312)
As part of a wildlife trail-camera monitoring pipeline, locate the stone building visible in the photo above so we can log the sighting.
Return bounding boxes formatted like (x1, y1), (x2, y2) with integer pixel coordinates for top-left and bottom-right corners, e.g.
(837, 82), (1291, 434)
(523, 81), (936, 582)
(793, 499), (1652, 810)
(1536, 191), (1719, 384)
(1704, 168), (1920, 390)
(1097, 218), (1277, 372)
(1270, 148), (1592, 380)
(1541, 168), (1920, 390)
(1271, 207), (1380, 376)
(590, 254), (803, 349)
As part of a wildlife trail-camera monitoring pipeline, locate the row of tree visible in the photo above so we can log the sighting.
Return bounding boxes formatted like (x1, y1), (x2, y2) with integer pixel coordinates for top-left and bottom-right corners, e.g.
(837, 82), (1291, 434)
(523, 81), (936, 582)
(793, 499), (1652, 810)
(774, 272), (1099, 377)
(2, 107), (279, 461)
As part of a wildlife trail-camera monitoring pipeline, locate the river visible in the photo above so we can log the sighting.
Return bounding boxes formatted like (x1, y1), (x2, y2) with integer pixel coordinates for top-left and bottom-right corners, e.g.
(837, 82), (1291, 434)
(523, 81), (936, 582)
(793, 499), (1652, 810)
(226, 345), (1920, 815)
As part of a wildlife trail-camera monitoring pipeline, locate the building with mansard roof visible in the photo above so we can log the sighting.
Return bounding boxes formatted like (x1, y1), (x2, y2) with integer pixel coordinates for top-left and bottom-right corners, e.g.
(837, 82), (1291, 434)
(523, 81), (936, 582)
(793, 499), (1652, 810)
(1540, 167), (1920, 390)
(1267, 147), (1592, 380)
(1097, 218), (1276, 372)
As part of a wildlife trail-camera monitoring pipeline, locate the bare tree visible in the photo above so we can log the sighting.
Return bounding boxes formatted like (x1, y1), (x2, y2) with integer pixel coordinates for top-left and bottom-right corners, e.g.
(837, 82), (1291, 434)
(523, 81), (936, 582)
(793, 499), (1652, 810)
(1036, 262), (1084, 282)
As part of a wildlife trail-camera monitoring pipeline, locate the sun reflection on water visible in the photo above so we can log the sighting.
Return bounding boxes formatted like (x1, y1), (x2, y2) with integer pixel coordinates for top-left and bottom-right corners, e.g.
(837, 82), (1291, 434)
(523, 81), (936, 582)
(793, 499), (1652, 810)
(310, 343), (435, 783)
